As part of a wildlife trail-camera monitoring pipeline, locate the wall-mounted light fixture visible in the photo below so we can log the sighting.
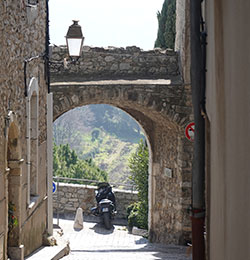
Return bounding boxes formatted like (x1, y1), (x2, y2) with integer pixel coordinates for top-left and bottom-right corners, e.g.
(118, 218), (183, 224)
(65, 20), (84, 61)
(24, 53), (46, 97)
(24, 20), (84, 96)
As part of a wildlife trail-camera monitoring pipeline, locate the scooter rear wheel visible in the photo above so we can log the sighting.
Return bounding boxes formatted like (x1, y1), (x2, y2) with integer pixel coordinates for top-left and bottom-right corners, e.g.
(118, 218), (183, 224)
(103, 212), (112, 229)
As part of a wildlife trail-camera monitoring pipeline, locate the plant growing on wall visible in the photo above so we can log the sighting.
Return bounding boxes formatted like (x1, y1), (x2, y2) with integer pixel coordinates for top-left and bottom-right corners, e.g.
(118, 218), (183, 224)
(8, 202), (18, 231)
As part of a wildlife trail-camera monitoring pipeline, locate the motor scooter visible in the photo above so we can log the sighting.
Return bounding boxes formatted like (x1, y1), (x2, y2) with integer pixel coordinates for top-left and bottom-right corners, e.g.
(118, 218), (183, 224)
(91, 182), (116, 229)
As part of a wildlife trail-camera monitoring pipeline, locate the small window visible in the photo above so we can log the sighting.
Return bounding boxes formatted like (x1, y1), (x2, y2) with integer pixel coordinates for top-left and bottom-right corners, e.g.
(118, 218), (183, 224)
(30, 92), (38, 196)
(27, 0), (38, 6)
(26, 78), (39, 205)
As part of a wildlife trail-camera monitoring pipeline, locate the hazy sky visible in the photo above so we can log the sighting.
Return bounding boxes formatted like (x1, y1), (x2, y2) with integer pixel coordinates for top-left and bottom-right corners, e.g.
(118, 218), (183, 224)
(49, 0), (164, 50)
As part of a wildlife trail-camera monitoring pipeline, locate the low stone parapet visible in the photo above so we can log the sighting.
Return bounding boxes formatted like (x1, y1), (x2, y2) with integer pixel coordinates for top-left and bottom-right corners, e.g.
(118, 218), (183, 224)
(53, 183), (138, 219)
(50, 45), (180, 82)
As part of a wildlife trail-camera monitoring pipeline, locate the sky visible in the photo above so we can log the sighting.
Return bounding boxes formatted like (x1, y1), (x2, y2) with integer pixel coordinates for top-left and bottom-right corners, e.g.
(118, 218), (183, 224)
(49, 0), (164, 50)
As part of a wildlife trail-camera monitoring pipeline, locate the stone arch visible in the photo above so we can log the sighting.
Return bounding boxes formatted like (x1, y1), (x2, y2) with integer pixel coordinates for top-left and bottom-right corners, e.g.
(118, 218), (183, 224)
(52, 82), (191, 127)
(6, 113), (20, 160)
(26, 77), (39, 202)
(52, 81), (193, 244)
(4, 111), (23, 254)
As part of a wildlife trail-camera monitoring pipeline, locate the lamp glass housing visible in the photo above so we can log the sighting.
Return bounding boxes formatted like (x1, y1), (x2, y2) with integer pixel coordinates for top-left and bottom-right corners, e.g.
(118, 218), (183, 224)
(66, 20), (84, 59)
(66, 38), (84, 57)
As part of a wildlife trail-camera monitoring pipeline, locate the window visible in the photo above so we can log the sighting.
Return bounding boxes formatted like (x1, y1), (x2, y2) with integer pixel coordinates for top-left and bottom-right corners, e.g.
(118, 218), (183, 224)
(26, 78), (39, 206)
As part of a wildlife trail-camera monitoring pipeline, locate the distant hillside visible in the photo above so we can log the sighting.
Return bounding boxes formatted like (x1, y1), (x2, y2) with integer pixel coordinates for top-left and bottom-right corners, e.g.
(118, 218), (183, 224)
(53, 143), (108, 184)
(53, 104), (145, 185)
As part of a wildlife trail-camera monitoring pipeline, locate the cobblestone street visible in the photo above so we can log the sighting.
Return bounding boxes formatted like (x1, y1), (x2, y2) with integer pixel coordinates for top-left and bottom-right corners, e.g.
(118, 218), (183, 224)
(57, 218), (191, 260)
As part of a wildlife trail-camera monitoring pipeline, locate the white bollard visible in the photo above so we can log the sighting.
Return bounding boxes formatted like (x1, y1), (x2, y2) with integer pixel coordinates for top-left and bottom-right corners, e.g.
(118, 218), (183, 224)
(73, 207), (84, 230)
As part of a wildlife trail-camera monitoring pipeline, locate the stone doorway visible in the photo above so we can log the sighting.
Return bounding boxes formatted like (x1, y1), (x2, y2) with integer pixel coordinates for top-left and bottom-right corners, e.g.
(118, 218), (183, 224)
(6, 114), (24, 259)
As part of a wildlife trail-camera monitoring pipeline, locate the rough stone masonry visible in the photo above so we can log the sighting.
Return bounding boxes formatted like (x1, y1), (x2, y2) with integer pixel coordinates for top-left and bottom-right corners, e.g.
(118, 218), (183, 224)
(53, 183), (138, 220)
(50, 45), (193, 245)
(50, 45), (181, 82)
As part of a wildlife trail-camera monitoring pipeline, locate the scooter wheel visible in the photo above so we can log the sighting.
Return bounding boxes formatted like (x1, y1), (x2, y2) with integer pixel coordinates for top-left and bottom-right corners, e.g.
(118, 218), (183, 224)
(103, 212), (112, 230)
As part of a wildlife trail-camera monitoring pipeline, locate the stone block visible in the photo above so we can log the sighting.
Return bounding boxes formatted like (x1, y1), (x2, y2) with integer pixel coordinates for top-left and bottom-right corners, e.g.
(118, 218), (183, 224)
(69, 198), (78, 202)
(73, 208), (84, 230)
(132, 227), (148, 237)
(104, 56), (115, 62)
(119, 63), (131, 70)
(8, 245), (24, 260)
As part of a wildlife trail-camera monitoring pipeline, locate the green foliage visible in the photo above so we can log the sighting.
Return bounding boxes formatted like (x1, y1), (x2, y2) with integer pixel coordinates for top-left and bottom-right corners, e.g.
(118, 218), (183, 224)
(155, 0), (176, 49)
(91, 129), (100, 141)
(127, 201), (148, 230)
(127, 140), (149, 229)
(53, 143), (108, 183)
(129, 140), (149, 202)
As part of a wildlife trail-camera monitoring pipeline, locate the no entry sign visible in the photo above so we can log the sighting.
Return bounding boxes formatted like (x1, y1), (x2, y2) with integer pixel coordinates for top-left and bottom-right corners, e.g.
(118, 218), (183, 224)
(185, 122), (195, 141)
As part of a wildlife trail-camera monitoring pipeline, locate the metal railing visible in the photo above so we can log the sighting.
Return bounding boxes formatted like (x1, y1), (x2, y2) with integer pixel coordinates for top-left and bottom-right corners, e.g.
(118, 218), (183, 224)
(53, 176), (136, 191)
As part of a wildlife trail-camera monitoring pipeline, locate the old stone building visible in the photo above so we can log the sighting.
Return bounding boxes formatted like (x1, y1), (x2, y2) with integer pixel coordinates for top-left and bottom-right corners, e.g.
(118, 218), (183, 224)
(204, 1), (250, 259)
(0, 1), (52, 259)
(176, 0), (250, 259)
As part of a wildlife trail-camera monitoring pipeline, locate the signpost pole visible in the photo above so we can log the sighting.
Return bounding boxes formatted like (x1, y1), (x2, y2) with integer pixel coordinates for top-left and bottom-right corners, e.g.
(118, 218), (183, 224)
(57, 179), (59, 226)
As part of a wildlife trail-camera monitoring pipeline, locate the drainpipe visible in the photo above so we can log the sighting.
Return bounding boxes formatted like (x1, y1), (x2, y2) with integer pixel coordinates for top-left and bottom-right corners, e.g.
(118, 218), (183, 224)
(45, 0), (50, 93)
(45, 0), (53, 235)
(190, 0), (206, 260)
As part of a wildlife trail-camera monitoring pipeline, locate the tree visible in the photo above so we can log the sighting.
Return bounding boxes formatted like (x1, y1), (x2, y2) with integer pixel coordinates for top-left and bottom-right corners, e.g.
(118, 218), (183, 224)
(154, 0), (176, 50)
(127, 139), (149, 230)
(129, 140), (149, 202)
(53, 143), (108, 183)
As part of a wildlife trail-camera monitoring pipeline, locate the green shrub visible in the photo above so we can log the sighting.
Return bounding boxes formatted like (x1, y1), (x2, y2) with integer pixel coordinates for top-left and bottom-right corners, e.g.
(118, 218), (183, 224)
(127, 201), (148, 230)
(127, 139), (149, 230)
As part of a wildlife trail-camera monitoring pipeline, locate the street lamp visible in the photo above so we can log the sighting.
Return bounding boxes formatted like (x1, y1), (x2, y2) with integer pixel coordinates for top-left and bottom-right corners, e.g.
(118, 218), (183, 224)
(66, 20), (84, 60)
(24, 20), (85, 96)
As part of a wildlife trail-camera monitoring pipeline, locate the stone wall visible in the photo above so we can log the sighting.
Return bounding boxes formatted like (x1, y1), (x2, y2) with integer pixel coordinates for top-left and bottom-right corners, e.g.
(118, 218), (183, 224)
(0, 1), (49, 258)
(50, 45), (181, 82)
(50, 31), (193, 245)
(51, 74), (193, 244)
(53, 183), (138, 220)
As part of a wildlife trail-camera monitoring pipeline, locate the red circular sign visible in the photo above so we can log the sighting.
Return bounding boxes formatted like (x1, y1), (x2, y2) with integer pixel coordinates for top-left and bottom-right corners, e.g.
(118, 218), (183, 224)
(185, 122), (195, 141)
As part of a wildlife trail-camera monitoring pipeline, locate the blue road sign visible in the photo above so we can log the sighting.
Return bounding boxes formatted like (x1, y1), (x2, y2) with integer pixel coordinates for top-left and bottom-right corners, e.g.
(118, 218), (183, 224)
(52, 182), (57, 193)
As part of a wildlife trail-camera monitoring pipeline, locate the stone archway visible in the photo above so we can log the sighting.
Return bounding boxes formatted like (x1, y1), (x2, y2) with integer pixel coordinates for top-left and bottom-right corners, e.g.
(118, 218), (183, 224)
(50, 44), (193, 244)
(51, 79), (193, 244)
(4, 111), (24, 258)
(121, 105), (192, 244)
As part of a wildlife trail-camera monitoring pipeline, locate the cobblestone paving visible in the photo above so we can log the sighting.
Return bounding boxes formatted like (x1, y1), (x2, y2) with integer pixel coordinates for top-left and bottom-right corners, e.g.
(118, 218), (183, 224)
(57, 219), (191, 260)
